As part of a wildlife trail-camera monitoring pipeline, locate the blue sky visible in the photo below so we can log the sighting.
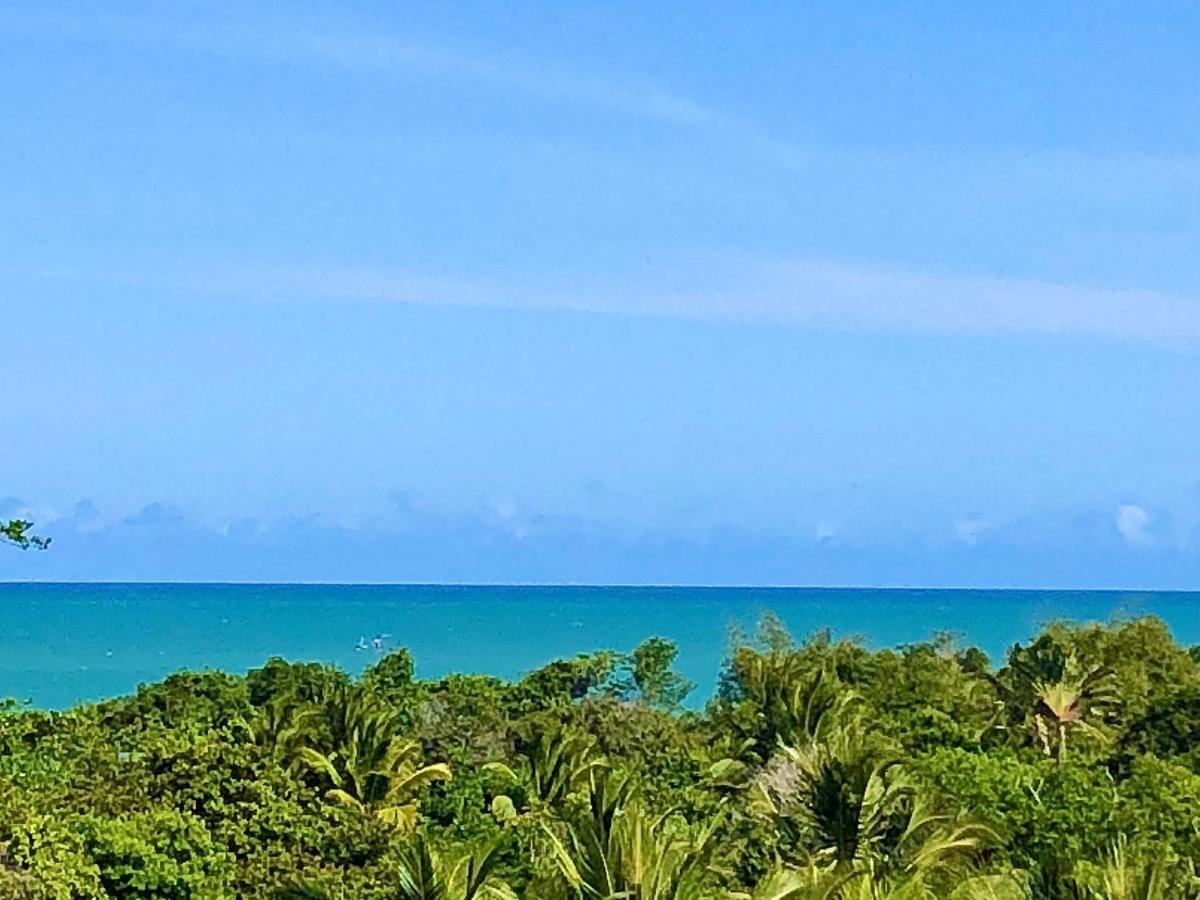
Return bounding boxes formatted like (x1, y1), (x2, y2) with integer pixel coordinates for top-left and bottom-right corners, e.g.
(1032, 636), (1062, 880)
(3, 2), (1199, 586)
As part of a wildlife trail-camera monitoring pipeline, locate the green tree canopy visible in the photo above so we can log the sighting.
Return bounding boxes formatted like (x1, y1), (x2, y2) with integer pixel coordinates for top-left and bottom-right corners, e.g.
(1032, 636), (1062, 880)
(1, 518), (50, 550)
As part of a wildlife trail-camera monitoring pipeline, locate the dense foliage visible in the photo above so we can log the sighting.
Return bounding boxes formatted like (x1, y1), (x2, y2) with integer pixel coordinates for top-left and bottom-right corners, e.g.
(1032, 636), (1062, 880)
(1, 614), (1198, 898)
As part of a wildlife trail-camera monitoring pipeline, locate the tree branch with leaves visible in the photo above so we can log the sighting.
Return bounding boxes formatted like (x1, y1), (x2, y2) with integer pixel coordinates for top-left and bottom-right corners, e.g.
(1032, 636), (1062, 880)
(1, 519), (50, 550)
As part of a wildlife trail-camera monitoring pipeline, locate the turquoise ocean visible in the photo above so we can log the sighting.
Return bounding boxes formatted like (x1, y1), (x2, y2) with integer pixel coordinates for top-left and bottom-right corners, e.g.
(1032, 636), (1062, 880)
(1, 583), (1197, 709)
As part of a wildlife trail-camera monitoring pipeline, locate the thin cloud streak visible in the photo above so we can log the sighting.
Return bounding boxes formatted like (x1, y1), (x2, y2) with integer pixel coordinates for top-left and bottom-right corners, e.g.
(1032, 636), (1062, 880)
(37, 255), (1200, 348)
(292, 33), (806, 164)
(3, 9), (787, 153)
(284, 31), (737, 131)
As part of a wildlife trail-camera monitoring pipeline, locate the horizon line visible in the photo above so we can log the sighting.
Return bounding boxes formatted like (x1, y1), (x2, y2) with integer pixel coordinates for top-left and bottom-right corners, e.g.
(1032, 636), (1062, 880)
(2, 579), (1196, 595)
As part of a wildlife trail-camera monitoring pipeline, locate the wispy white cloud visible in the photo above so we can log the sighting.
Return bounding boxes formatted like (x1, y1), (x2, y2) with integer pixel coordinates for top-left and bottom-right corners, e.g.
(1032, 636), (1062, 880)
(53, 253), (1199, 348)
(2, 9), (782, 150)
(720, 259), (1200, 347)
(1116, 504), (1151, 546)
(6, 9), (1197, 345)
(954, 518), (986, 546)
(814, 522), (838, 545)
(282, 31), (742, 133)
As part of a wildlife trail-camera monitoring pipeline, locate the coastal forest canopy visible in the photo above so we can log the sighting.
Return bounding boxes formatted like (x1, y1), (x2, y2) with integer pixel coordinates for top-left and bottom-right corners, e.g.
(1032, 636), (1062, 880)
(0, 614), (1198, 898)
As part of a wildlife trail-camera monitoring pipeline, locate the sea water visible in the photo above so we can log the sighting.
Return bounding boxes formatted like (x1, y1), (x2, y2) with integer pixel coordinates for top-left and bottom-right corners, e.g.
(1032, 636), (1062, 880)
(0, 583), (1196, 709)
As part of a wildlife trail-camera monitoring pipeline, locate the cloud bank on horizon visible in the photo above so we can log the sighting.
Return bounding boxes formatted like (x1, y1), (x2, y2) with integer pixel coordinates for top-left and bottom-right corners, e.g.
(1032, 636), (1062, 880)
(0, 494), (1191, 589)
(3, 3), (1198, 586)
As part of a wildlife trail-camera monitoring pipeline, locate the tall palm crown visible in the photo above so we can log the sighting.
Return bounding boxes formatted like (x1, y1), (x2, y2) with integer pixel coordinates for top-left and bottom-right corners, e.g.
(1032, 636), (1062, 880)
(1029, 660), (1118, 762)
(750, 725), (988, 890)
(295, 691), (450, 830)
(394, 834), (517, 900)
(545, 772), (720, 900)
(719, 646), (867, 762)
(996, 635), (1120, 756)
(485, 720), (607, 816)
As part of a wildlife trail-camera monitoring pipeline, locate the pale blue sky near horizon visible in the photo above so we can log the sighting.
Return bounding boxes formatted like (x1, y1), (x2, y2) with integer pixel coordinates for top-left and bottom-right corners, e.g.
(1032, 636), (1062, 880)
(3, 2), (1199, 587)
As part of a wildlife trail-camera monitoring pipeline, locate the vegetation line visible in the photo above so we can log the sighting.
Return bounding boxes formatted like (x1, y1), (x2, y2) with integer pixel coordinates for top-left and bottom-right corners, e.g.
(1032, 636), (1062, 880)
(0, 613), (1197, 897)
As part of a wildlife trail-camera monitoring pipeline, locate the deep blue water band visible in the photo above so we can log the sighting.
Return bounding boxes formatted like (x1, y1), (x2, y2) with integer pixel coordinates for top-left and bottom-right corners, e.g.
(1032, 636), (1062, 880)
(1, 583), (1196, 709)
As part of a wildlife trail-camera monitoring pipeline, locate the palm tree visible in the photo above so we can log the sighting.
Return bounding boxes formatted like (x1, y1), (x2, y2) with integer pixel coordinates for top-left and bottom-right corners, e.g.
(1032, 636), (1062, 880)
(279, 836), (515, 900)
(484, 721), (607, 820)
(996, 638), (1120, 761)
(945, 873), (1029, 900)
(297, 701), (450, 831)
(544, 772), (720, 899)
(250, 696), (298, 755)
(289, 681), (375, 756)
(393, 834), (517, 900)
(735, 863), (849, 899)
(1030, 660), (1118, 763)
(749, 726), (988, 891)
(1068, 836), (1171, 900)
(736, 866), (1027, 900)
(1025, 854), (1088, 900)
(723, 647), (863, 761)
